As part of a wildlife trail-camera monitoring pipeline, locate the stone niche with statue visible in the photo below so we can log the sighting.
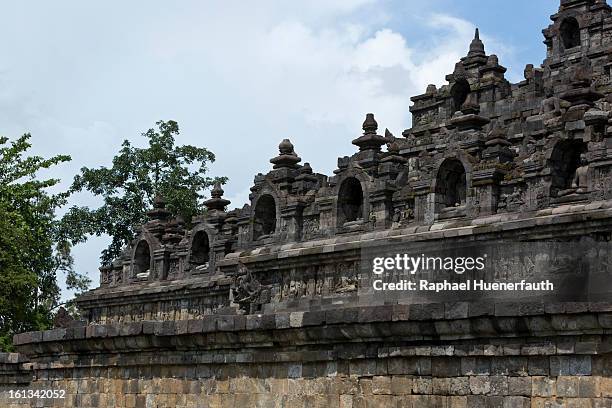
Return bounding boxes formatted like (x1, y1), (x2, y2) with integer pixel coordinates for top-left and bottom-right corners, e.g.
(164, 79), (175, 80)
(7, 1), (612, 407)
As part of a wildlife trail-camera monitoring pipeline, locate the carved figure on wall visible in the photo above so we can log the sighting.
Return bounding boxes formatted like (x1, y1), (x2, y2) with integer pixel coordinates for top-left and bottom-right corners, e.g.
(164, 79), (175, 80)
(403, 207), (414, 221)
(232, 263), (270, 314)
(334, 276), (357, 293)
(302, 217), (320, 238)
(101, 268), (111, 286)
(540, 90), (564, 127)
(572, 154), (590, 194)
(113, 269), (123, 285)
(168, 260), (179, 277)
(392, 207), (401, 223)
(393, 206), (414, 224)
(334, 262), (358, 294)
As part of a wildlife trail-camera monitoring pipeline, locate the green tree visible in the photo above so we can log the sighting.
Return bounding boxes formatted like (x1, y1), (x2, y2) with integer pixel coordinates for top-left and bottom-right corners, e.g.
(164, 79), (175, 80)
(64, 120), (226, 266)
(0, 134), (90, 351)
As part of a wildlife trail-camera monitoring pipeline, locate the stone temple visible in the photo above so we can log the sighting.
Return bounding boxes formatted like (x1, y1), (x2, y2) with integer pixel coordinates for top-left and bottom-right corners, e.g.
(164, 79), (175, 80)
(5, 0), (612, 407)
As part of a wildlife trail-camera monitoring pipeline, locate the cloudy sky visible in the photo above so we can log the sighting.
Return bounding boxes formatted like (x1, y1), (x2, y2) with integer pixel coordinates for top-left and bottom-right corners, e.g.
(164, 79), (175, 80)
(0, 1), (557, 297)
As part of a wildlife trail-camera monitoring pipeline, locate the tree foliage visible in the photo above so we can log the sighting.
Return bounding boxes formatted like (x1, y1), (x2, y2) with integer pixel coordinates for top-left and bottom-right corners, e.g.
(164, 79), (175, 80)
(0, 134), (90, 351)
(64, 120), (226, 265)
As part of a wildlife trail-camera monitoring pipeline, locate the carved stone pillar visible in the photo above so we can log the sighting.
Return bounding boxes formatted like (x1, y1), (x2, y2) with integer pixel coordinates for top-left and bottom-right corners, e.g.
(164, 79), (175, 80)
(280, 202), (305, 242)
(122, 259), (131, 284)
(368, 187), (394, 229)
(316, 197), (334, 235)
(152, 248), (170, 281)
(236, 216), (251, 248)
(211, 240), (228, 268)
(523, 161), (549, 211)
(413, 180), (432, 224)
(472, 168), (504, 216)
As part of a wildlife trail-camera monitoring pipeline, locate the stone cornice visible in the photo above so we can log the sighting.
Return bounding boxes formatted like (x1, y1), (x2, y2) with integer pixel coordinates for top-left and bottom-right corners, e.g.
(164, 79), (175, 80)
(13, 302), (612, 360)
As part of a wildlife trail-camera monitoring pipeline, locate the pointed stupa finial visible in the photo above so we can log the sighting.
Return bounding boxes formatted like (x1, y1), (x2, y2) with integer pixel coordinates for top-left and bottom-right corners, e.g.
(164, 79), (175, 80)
(352, 113), (386, 152)
(468, 27), (485, 57)
(204, 181), (230, 212)
(153, 193), (166, 208)
(211, 181), (224, 199)
(362, 113), (378, 135)
(278, 138), (295, 155)
(270, 138), (301, 169)
(147, 192), (171, 220)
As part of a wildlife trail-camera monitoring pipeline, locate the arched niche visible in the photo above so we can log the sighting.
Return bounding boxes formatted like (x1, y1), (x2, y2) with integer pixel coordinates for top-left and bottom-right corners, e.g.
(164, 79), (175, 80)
(133, 240), (151, 278)
(560, 17), (580, 49)
(549, 140), (587, 197)
(190, 230), (210, 271)
(451, 79), (470, 113)
(253, 194), (276, 240)
(338, 177), (364, 225)
(435, 158), (467, 210)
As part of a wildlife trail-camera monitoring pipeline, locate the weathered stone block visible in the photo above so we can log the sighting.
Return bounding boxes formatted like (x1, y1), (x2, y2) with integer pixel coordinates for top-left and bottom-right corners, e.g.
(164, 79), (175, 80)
(528, 357), (550, 376)
(302, 311), (326, 327)
(448, 396), (468, 408)
(600, 377), (612, 398)
(187, 319), (203, 334)
(432, 357), (461, 377)
(532, 376), (556, 397)
(202, 316), (218, 332)
(449, 377), (470, 395)
(392, 305), (410, 321)
(468, 302), (495, 317)
(217, 315), (235, 331)
(390, 376), (412, 395)
(461, 357), (491, 376)
(579, 376), (601, 398)
(469, 376), (491, 395)
(289, 312), (304, 327)
(466, 395), (487, 408)
(410, 303), (444, 320)
(495, 303), (521, 317)
(175, 320), (189, 335)
(445, 302), (469, 319)
(557, 376), (579, 397)
(502, 396), (530, 408)
(358, 305), (393, 323)
(570, 356), (593, 376)
(432, 377), (450, 394)
(371, 376), (391, 395)
(508, 377), (531, 397)
(412, 377), (432, 395)
(489, 376), (508, 396)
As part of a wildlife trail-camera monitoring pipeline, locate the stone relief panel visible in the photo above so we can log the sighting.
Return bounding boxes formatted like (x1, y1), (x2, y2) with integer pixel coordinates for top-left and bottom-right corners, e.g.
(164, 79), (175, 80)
(413, 109), (439, 127)
(301, 216), (320, 241)
(85, 292), (231, 324)
(594, 167), (612, 200)
(270, 260), (361, 303)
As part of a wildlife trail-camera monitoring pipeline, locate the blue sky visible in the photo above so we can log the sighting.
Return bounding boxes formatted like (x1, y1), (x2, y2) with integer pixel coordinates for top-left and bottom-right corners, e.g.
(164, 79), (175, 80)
(0, 1), (561, 297)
